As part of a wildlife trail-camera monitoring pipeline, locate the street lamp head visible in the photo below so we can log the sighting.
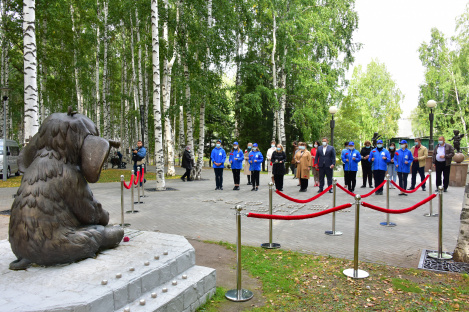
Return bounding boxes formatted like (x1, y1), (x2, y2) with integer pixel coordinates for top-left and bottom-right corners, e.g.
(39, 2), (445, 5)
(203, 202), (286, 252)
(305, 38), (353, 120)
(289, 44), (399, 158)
(426, 100), (437, 109)
(328, 106), (338, 115)
(2, 96), (7, 102)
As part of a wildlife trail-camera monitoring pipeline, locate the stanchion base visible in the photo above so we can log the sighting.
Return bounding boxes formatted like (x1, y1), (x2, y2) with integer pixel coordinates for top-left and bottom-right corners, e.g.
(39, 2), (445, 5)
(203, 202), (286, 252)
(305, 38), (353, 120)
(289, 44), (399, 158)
(119, 223), (131, 227)
(133, 201), (144, 204)
(325, 230), (343, 236)
(140, 195), (149, 198)
(225, 289), (254, 302)
(261, 243), (281, 249)
(126, 210), (140, 214)
(380, 222), (396, 227)
(343, 269), (369, 279)
(427, 252), (453, 260)
(423, 213), (438, 217)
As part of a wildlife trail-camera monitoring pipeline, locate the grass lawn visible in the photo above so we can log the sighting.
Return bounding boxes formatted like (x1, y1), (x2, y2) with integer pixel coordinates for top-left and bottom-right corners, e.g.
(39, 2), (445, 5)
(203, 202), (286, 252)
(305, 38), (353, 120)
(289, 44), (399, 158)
(0, 169), (182, 188)
(198, 242), (469, 311)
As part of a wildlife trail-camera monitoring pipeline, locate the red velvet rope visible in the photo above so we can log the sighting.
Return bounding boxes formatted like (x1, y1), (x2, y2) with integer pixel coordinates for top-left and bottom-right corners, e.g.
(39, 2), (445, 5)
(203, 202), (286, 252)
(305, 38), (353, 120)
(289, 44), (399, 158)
(140, 168), (145, 182)
(361, 193), (437, 214)
(391, 175), (430, 193)
(123, 174), (134, 189)
(133, 171), (140, 185)
(275, 185), (333, 203)
(336, 180), (387, 198)
(247, 203), (352, 220)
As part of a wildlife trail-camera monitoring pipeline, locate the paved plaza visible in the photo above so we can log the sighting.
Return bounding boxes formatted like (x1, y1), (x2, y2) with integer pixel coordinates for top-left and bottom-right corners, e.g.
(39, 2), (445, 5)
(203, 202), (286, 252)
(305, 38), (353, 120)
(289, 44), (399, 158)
(0, 167), (465, 269)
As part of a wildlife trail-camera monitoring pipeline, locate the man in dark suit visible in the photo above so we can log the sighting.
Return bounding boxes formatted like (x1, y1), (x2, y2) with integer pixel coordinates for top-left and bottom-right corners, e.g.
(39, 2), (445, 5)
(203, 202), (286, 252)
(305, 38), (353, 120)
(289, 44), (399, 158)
(315, 137), (336, 193)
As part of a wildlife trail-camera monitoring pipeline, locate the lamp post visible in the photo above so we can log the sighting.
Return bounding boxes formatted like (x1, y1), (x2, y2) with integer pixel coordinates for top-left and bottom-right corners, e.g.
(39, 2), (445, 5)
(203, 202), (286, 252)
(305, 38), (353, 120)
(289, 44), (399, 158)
(329, 106), (338, 147)
(427, 100), (437, 152)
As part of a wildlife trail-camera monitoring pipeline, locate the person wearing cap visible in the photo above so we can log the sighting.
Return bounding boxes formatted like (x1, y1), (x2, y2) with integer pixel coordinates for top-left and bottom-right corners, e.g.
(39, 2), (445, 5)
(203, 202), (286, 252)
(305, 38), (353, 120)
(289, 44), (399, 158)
(266, 140), (276, 184)
(248, 143), (264, 191)
(229, 142), (244, 190)
(211, 140), (227, 190)
(432, 136), (455, 192)
(395, 140), (413, 196)
(409, 138), (428, 191)
(244, 143), (253, 185)
(360, 140), (373, 188)
(368, 139), (390, 195)
(181, 145), (194, 182)
(295, 142), (312, 192)
(271, 143), (286, 191)
(314, 137), (336, 193)
(342, 141), (361, 192)
(341, 141), (349, 166)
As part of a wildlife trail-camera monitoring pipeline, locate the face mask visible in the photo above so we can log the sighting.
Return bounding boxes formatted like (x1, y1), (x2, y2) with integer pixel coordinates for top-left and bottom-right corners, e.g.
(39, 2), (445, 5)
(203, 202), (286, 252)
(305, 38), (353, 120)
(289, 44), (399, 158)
(271, 145), (275, 148)
(299, 146), (305, 150)
(348, 146), (353, 150)
(322, 142), (327, 146)
(401, 145), (406, 150)
(247, 146), (252, 150)
(438, 141), (443, 145)
(415, 143), (419, 146)
(187, 150), (191, 152)
(377, 144), (383, 148)
(365, 146), (370, 149)
(389, 146), (394, 150)
(233, 145), (238, 149)
(314, 145), (318, 148)
(216, 144), (221, 148)
(276, 147), (281, 151)
(252, 147), (257, 151)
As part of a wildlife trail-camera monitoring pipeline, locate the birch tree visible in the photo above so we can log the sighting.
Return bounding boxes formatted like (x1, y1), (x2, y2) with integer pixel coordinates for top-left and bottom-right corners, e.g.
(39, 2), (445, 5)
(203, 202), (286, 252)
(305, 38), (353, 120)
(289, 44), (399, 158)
(102, 0), (109, 139)
(70, 3), (83, 114)
(95, 0), (100, 128)
(271, 9), (278, 142)
(136, 8), (144, 143)
(23, 0), (39, 143)
(151, 0), (165, 189)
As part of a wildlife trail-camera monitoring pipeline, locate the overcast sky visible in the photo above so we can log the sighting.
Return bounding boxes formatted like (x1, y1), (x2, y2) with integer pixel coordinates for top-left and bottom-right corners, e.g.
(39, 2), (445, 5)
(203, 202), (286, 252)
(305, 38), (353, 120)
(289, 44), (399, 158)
(346, 0), (468, 119)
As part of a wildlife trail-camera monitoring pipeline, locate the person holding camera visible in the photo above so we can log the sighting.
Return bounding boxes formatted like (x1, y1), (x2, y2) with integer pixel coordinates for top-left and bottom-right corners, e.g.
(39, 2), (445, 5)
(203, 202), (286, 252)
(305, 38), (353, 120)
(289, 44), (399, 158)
(132, 140), (147, 186)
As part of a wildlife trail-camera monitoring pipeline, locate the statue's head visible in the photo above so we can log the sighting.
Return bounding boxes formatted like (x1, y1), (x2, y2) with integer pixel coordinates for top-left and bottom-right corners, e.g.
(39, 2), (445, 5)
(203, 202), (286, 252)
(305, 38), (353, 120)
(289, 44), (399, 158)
(453, 129), (460, 135)
(18, 107), (119, 183)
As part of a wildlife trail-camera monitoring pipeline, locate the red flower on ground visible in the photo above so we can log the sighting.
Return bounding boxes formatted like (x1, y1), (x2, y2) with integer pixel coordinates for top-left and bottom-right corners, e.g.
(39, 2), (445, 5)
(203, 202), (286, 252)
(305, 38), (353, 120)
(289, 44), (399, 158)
(123, 236), (130, 242)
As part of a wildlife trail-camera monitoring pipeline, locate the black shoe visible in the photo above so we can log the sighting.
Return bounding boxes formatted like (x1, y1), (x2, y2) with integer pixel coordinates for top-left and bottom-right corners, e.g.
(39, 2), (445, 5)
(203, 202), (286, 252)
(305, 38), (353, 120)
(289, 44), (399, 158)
(279, 188), (283, 191)
(408, 187), (415, 191)
(220, 187), (223, 190)
(398, 193), (405, 196)
(422, 187), (426, 191)
(233, 186), (237, 190)
(251, 188), (255, 191)
(255, 187), (258, 191)
(215, 187), (219, 190)
(444, 189), (447, 192)
(369, 185), (373, 188)
(360, 185), (366, 188)
(236, 186), (240, 190)
(247, 182), (252, 185)
(329, 189), (333, 193)
(299, 189), (306, 192)
(318, 189), (323, 193)
(181, 177), (186, 182)
(403, 193), (408, 196)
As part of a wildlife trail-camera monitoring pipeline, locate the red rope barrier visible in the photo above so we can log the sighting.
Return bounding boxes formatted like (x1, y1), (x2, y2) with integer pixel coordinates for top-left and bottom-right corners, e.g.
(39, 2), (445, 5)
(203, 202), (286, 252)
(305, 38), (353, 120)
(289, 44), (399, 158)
(247, 203), (352, 220)
(123, 174), (134, 189)
(140, 168), (145, 183)
(362, 193), (437, 214)
(275, 185), (333, 203)
(391, 175), (430, 193)
(336, 180), (386, 198)
(133, 171), (140, 185)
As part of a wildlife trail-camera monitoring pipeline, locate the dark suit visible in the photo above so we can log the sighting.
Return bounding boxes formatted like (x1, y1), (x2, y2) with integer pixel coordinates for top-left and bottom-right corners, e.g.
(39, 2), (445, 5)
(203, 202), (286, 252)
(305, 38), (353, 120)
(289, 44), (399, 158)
(315, 145), (336, 191)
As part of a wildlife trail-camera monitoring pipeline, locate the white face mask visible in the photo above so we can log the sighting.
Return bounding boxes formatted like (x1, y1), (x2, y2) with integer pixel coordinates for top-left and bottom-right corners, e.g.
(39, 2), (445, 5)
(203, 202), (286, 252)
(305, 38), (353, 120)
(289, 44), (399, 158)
(438, 140), (443, 145)
(314, 145), (318, 148)
(233, 145), (238, 149)
(299, 146), (305, 150)
(322, 142), (327, 146)
(252, 147), (257, 151)
(271, 145), (275, 148)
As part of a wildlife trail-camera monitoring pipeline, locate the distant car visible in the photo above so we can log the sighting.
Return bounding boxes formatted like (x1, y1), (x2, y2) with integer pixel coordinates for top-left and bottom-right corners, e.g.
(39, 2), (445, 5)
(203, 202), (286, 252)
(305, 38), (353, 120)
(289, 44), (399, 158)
(0, 139), (21, 179)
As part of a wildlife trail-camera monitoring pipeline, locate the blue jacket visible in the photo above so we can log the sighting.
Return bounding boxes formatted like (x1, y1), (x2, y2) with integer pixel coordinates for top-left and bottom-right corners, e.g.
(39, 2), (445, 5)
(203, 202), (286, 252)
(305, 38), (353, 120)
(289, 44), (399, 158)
(248, 150), (264, 171)
(342, 148), (361, 171)
(394, 148), (413, 173)
(229, 149), (244, 170)
(341, 149), (348, 164)
(368, 148), (390, 171)
(211, 147), (227, 168)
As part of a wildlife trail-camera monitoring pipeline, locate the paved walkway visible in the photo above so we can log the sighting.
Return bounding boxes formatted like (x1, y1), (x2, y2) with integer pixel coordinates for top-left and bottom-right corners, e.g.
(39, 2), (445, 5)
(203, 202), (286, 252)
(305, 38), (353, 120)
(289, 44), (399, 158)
(0, 167), (465, 268)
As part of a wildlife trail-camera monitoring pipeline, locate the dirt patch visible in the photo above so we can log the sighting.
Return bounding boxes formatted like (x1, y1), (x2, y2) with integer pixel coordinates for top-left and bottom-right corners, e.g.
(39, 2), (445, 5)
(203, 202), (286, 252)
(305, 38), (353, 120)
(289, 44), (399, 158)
(0, 215), (9, 240)
(187, 238), (266, 311)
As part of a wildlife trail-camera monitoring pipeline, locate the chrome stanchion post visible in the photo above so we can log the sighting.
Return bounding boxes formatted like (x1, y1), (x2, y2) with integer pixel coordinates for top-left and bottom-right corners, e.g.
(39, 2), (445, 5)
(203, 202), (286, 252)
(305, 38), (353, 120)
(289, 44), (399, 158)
(428, 186), (452, 260)
(120, 175), (131, 226)
(343, 194), (369, 279)
(141, 164), (147, 198)
(325, 178), (342, 235)
(380, 174), (396, 227)
(226, 205), (254, 302)
(262, 182), (281, 249)
(135, 166), (144, 204)
(126, 170), (139, 214)
(424, 170), (437, 217)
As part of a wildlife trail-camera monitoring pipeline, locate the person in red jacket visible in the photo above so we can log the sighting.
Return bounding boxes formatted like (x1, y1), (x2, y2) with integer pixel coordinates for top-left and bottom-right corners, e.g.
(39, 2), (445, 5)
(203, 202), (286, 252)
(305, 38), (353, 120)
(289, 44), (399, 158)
(311, 141), (320, 187)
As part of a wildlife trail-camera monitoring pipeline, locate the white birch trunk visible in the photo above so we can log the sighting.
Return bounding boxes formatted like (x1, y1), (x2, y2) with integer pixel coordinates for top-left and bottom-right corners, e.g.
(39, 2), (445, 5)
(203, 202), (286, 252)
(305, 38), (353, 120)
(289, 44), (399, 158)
(279, 46), (287, 147)
(120, 21), (126, 153)
(130, 12), (140, 143)
(136, 8), (144, 144)
(271, 10), (278, 142)
(178, 104), (185, 163)
(144, 43), (149, 151)
(102, 0), (109, 140)
(95, 0), (100, 129)
(450, 70), (468, 149)
(184, 57), (194, 177)
(234, 32), (243, 139)
(70, 4), (83, 114)
(23, 0), (39, 143)
(151, 0), (165, 189)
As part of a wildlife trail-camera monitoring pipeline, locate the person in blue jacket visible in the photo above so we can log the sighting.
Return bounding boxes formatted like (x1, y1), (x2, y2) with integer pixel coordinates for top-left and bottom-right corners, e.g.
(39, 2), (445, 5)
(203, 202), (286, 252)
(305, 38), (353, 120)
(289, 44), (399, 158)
(342, 141), (362, 192)
(248, 143), (264, 191)
(211, 140), (227, 190)
(229, 142), (244, 190)
(341, 141), (349, 164)
(368, 139), (390, 195)
(395, 140), (413, 196)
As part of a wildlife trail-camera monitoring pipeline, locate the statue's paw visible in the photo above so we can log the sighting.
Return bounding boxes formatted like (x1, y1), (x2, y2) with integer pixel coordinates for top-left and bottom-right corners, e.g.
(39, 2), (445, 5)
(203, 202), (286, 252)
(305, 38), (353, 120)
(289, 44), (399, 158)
(100, 226), (124, 250)
(9, 258), (32, 270)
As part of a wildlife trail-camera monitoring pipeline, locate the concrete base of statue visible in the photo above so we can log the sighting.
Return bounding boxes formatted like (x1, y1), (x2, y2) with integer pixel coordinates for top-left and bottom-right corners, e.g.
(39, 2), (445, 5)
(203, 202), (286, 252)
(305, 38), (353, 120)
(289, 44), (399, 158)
(450, 162), (468, 187)
(0, 230), (216, 312)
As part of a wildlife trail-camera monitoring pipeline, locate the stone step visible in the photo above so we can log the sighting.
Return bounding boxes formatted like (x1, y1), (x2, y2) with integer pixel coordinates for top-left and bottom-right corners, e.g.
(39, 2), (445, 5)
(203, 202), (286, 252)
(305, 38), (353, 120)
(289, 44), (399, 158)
(116, 265), (216, 312)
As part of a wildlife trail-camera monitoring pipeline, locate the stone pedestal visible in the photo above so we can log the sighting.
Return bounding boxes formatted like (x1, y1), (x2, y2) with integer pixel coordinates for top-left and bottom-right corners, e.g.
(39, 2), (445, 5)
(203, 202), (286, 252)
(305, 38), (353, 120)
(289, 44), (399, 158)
(449, 162), (468, 187)
(0, 230), (216, 312)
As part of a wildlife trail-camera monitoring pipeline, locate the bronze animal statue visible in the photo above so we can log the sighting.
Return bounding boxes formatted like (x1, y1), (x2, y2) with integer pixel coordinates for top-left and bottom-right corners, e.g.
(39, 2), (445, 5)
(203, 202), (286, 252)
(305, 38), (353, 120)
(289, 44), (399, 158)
(8, 108), (124, 270)
(449, 129), (464, 153)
